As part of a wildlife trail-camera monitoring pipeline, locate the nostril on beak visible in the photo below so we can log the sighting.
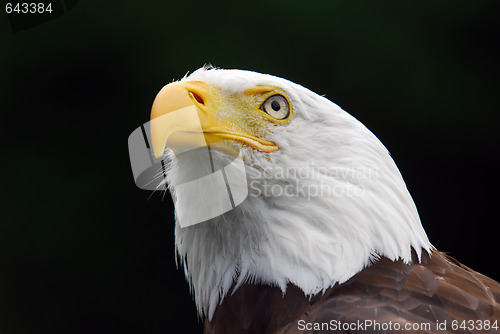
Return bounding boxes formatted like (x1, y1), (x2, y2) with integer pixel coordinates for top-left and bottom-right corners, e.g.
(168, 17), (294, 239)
(190, 91), (205, 105)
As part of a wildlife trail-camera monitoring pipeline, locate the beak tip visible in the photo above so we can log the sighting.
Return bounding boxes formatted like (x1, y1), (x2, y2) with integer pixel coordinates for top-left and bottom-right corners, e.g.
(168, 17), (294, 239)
(152, 144), (166, 159)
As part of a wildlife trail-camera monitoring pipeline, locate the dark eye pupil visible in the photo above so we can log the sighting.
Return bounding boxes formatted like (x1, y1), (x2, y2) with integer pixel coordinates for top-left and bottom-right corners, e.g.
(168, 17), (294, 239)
(271, 100), (281, 111)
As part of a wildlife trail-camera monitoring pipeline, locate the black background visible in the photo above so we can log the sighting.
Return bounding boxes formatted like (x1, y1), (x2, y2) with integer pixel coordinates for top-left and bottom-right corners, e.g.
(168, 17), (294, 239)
(1, 1), (499, 333)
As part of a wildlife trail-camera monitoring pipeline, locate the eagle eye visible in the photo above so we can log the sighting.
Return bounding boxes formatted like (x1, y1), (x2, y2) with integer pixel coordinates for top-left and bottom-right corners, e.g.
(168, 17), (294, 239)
(260, 95), (290, 120)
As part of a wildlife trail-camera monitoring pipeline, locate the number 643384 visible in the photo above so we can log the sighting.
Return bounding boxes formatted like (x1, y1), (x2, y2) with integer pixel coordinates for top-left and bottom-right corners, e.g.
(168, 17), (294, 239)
(5, 3), (53, 14)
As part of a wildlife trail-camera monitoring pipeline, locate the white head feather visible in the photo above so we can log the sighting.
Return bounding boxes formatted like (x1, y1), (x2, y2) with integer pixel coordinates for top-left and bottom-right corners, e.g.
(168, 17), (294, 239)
(163, 67), (432, 319)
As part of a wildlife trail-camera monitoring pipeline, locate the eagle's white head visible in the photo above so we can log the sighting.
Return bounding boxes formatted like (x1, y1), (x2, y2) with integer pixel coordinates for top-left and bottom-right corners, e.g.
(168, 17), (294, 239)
(151, 67), (432, 319)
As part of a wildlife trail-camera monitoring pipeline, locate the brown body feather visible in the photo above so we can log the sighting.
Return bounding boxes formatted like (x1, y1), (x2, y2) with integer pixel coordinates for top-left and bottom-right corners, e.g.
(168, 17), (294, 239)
(204, 251), (500, 333)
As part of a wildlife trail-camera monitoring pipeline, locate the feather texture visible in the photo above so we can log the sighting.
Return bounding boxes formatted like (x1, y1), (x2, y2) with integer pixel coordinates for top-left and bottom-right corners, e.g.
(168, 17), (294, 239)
(205, 251), (500, 333)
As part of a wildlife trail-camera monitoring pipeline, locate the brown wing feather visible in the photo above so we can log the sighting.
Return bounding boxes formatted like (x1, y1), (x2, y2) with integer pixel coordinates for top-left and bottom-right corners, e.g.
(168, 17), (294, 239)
(205, 250), (500, 334)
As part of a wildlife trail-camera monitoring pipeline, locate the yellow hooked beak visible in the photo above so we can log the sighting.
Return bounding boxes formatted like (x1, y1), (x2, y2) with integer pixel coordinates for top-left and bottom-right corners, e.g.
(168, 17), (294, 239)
(150, 81), (279, 158)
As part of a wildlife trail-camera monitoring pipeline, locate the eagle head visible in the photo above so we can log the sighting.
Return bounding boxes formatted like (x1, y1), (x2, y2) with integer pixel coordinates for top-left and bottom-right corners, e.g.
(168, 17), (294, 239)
(149, 66), (432, 319)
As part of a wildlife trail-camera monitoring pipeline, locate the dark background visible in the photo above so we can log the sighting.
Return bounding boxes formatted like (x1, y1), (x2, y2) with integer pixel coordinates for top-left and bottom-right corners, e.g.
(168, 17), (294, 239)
(1, 1), (499, 333)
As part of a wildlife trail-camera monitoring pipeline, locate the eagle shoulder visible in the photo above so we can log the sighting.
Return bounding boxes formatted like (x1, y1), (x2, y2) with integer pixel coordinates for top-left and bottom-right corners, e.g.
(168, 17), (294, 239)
(205, 251), (500, 334)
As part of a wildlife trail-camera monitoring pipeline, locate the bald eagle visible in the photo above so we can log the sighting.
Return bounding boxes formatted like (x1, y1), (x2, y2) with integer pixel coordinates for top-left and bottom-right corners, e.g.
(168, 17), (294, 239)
(145, 67), (500, 333)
